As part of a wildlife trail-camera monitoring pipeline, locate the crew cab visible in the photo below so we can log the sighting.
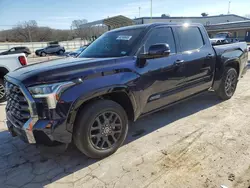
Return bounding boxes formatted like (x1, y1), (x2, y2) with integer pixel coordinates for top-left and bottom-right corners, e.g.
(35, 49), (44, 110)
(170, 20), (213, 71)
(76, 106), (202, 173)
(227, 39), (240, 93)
(5, 23), (248, 159)
(0, 53), (27, 102)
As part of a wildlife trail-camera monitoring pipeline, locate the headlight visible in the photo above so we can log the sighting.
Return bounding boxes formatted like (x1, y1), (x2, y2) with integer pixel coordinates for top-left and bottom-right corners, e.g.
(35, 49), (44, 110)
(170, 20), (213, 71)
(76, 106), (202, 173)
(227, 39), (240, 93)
(28, 81), (75, 109)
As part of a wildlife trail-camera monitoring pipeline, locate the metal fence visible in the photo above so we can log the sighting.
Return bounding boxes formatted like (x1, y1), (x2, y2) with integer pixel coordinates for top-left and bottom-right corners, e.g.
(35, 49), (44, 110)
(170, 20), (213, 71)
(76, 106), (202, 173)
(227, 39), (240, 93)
(0, 40), (89, 54)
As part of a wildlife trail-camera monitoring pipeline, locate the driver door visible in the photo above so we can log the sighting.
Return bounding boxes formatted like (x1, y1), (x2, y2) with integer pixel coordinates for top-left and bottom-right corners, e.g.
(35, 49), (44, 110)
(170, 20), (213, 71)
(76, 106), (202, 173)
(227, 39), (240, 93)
(136, 26), (187, 114)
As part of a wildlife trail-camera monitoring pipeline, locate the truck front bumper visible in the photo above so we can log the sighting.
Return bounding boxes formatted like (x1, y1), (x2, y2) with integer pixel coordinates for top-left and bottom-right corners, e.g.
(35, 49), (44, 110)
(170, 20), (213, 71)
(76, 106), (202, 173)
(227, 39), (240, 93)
(5, 76), (72, 145)
(5, 116), (72, 145)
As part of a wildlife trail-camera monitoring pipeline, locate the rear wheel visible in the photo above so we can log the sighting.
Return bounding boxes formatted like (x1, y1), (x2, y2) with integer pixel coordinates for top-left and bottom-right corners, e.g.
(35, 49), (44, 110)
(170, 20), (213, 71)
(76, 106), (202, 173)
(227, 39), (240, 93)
(0, 79), (6, 102)
(216, 67), (238, 100)
(58, 50), (64, 55)
(73, 100), (128, 159)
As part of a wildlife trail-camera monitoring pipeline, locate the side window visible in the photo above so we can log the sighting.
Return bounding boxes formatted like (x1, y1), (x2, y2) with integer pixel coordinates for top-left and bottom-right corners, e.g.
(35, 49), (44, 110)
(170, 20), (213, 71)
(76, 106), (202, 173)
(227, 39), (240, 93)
(9, 48), (15, 52)
(177, 27), (204, 52)
(145, 27), (176, 53)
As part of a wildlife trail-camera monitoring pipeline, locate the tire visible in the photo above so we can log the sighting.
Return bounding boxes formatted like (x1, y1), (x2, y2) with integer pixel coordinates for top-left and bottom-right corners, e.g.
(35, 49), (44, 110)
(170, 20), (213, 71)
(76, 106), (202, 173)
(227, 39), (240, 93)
(41, 52), (46, 57)
(0, 78), (6, 102)
(216, 67), (238, 100)
(58, 50), (64, 55)
(73, 100), (128, 159)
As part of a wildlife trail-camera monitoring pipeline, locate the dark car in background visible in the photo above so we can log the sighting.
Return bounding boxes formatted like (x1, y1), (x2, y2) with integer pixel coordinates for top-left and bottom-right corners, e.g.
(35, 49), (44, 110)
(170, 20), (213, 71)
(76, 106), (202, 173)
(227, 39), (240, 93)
(0, 47), (31, 57)
(35, 44), (65, 57)
(66, 45), (88, 57)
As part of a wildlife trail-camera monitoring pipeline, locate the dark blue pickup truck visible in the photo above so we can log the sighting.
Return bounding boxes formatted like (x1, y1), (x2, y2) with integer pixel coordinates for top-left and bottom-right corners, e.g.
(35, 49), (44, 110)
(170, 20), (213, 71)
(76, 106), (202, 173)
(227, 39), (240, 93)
(5, 23), (248, 158)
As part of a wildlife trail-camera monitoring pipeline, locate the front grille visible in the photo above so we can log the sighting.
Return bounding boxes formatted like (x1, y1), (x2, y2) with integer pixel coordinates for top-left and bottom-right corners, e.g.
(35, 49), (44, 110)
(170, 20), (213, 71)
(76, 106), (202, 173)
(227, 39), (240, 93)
(5, 81), (30, 127)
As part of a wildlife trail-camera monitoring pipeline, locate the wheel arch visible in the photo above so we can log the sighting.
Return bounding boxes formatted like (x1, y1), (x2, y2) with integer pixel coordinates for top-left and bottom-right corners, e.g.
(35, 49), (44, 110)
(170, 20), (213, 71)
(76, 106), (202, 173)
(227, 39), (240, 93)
(213, 58), (240, 91)
(66, 85), (137, 133)
(0, 67), (9, 79)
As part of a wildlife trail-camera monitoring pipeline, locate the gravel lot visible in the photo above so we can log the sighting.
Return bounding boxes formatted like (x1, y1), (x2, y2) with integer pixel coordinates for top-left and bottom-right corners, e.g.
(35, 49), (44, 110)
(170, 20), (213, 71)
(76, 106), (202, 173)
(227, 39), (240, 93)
(0, 58), (250, 188)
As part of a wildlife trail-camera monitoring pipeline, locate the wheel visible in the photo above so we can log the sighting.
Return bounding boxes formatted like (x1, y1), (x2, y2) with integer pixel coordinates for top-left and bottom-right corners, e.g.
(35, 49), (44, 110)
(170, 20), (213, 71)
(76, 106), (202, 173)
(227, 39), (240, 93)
(58, 50), (64, 55)
(0, 78), (6, 102)
(73, 100), (128, 159)
(41, 52), (46, 57)
(216, 67), (238, 100)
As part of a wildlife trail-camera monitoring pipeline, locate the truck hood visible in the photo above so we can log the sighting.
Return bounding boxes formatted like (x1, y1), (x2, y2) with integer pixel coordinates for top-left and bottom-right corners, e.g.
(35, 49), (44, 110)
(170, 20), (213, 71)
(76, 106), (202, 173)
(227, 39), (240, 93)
(7, 56), (136, 86)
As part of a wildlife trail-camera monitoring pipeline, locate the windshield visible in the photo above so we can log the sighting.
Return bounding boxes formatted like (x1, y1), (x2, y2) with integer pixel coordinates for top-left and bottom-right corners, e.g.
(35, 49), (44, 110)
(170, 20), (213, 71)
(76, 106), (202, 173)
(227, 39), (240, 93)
(79, 28), (144, 58)
(214, 33), (228, 38)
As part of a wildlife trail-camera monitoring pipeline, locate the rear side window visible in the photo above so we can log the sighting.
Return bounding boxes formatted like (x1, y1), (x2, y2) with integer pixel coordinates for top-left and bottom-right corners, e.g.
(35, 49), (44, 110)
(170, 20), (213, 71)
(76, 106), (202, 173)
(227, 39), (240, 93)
(145, 27), (176, 53)
(177, 27), (204, 52)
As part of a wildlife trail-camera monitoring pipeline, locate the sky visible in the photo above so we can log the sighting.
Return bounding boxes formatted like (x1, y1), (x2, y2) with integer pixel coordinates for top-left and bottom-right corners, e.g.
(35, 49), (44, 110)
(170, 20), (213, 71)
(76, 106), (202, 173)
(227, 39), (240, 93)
(0, 0), (249, 30)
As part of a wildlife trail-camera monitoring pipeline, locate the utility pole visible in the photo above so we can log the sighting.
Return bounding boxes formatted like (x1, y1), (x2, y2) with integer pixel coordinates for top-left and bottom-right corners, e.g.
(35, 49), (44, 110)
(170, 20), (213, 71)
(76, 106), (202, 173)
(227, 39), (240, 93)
(150, 0), (152, 21)
(139, 7), (141, 18)
(227, 1), (231, 14)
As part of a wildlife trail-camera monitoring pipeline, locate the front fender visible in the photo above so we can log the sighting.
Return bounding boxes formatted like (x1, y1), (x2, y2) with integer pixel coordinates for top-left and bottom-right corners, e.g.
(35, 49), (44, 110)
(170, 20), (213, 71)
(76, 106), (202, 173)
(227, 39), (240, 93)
(59, 71), (140, 133)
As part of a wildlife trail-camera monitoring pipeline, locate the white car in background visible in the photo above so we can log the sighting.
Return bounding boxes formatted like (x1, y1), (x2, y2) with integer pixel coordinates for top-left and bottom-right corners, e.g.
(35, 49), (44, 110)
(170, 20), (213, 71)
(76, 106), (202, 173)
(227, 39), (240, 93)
(0, 53), (28, 102)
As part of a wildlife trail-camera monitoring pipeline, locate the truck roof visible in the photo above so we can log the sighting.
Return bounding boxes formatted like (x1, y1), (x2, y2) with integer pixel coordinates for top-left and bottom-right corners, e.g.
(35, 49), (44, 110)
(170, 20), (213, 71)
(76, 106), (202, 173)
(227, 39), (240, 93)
(110, 22), (203, 32)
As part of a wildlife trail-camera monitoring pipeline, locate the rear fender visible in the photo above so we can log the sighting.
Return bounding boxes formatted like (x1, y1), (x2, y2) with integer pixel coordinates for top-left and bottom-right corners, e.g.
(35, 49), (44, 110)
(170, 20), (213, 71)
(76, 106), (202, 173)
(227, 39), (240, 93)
(212, 57), (240, 91)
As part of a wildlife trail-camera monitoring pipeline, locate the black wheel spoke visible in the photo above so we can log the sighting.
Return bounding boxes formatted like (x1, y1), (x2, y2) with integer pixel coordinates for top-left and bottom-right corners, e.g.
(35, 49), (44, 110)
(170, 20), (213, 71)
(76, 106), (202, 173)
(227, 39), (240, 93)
(111, 134), (117, 142)
(106, 140), (112, 147)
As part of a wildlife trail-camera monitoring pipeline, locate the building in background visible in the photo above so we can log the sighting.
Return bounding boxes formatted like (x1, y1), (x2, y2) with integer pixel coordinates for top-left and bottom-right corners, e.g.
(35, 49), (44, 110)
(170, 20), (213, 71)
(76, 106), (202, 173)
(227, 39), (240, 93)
(134, 14), (250, 42)
(80, 14), (250, 43)
(205, 20), (250, 42)
(134, 14), (249, 25)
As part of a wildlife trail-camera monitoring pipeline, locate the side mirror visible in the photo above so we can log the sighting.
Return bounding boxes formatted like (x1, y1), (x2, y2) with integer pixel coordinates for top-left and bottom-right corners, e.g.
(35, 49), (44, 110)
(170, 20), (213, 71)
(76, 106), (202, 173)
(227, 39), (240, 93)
(136, 44), (171, 67)
(148, 43), (170, 57)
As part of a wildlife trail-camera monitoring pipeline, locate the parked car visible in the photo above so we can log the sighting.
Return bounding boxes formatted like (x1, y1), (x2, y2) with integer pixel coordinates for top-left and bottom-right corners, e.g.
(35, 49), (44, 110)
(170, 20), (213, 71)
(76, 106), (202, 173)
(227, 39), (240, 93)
(67, 45), (88, 57)
(0, 53), (27, 102)
(210, 32), (239, 45)
(0, 47), (31, 57)
(5, 23), (248, 159)
(35, 45), (65, 56)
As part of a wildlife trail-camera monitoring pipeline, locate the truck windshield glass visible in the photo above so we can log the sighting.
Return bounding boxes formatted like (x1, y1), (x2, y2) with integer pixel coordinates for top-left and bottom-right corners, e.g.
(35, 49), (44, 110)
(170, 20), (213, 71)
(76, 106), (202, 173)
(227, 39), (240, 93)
(79, 28), (143, 58)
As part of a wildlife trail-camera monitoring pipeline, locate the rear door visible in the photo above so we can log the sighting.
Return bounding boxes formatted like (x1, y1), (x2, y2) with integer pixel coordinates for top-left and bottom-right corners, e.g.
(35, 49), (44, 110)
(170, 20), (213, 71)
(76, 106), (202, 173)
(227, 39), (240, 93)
(175, 26), (216, 93)
(136, 26), (187, 113)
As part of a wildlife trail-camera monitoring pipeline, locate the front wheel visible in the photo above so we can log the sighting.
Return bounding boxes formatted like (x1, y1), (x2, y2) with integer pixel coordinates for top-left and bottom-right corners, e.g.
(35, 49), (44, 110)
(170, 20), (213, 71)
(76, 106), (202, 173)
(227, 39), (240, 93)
(73, 100), (128, 159)
(0, 78), (6, 102)
(216, 67), (238, 100)
(41, 52), (46, 57)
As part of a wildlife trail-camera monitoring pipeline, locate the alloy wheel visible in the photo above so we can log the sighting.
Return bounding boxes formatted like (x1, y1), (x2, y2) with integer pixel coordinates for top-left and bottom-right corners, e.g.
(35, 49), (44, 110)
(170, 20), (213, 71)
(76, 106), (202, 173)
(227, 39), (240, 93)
(225, 70), (237, 96)
(0, 84), (5, 99)
(89, 111), (122, 150)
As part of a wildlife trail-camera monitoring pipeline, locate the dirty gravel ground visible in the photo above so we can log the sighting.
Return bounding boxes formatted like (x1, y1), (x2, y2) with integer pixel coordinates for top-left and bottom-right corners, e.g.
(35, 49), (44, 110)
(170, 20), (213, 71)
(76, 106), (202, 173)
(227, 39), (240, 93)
(0, 66), (250, 188)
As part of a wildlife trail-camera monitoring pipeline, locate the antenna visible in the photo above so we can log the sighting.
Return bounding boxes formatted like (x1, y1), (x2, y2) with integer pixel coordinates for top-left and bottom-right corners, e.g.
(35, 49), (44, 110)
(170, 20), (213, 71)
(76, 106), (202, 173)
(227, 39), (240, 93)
(139, 7), (141, 17)
(228, 1), (231, 14)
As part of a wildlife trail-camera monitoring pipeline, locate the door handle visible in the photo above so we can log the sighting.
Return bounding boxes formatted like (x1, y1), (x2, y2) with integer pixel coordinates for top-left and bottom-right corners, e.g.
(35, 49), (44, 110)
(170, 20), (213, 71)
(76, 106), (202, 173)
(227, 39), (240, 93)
(174, 60), (184, 66)
(206, 54), (213, 59)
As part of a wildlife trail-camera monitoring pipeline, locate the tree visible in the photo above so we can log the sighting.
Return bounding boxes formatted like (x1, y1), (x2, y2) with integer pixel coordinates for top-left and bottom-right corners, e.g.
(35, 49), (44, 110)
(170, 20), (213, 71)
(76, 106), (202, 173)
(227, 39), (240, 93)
(71, 19), (88, 39)
(12, 20), (38, 42)
(201, 12), (209, 17)
(34, 27), (53, 41)
(161, 14), (170, 17)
